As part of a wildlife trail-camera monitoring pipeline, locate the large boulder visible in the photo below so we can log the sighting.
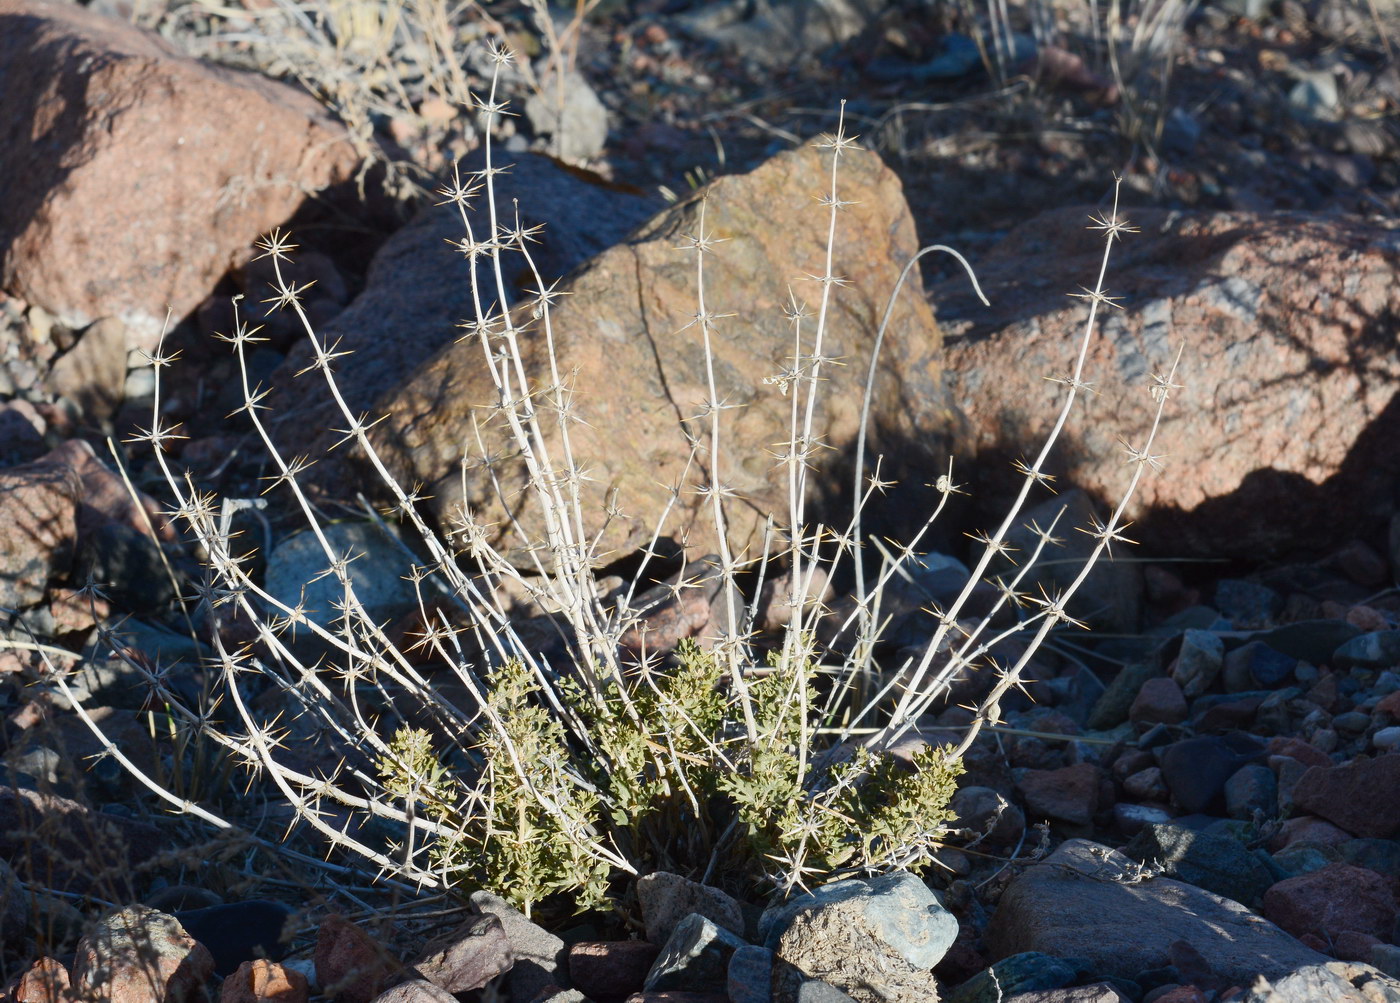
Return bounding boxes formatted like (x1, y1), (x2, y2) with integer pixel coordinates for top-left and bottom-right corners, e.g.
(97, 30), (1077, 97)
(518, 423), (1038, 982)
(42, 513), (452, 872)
(986, 839), (1331, 985)
(933, 208), (1400, 561)
(370, 143), (953, 563)
(272, 152), (660, 427)
(0, 0), (359, 351)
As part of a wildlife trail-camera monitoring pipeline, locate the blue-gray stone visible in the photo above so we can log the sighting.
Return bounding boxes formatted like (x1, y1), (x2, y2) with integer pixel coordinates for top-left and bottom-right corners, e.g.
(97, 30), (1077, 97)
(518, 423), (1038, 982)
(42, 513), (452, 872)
(1213, 579), (1283, 627)
(1222, 641), (1297, 691)
(759, 871), (956, 970)
(1124, 823), (1274, 906)
(1256, 620), (1362, 666)
(1223, 763), (1278, 820)
(1340, 838), (1400, 882)
(945, 952), (1080, 1003)
(1333, 630), (1400, 671)
(1173, 629), (1225, 696)
(174, 900), (294, 977)
(794, 980), (859, 1003)
(1157, 733), (1264, 815)
(646, 912), (748, 993)
(728, 944), (774, 1003)
(1272, 841), (1341, 878)
(646, 913), (750, 991)
(1088, 662), (1161, 730)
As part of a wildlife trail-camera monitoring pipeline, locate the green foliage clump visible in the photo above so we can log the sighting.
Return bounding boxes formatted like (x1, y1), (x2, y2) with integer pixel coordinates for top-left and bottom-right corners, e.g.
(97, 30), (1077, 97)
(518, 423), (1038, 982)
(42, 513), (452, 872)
(377, 639), (963, 915)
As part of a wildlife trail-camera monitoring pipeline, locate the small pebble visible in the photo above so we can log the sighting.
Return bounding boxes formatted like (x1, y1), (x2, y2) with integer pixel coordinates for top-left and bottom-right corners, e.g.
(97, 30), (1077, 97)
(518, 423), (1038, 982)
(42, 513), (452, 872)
(1372, 726), (1400, 752)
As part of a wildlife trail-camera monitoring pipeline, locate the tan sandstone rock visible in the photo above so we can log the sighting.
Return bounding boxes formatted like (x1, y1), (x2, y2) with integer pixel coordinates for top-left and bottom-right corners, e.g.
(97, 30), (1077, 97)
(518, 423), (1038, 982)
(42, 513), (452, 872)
(0, 0), (360, 351)
(371, 143), (953, 563)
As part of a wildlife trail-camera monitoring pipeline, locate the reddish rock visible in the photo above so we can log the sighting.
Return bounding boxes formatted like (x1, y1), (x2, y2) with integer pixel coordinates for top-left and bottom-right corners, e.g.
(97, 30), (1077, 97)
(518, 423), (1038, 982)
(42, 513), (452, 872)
(0, 0), (359, 351)
(0, 398), (47, 465)
(1265, 736), (1332, 770)
(1291, 754), (1400, 837)
(618, 556), (723, 657)
(220, 960), (309, 1003)
(0, 783), (167, 898)
(1328, 540), (1389, 587)
(1376, 690), (1400, 722)
(1344, 603), (1391, 632)
(315, 914), (398, 1003)
(14, 958), (69, 1003)
(49, 438), (177, 544)
(568, 941), (661, 1000)
(1333, 930), (1383, 962)
(1270, 815), (1355, 851)
(372, 144), (954, 562)
(1122, 767), (1169, 802)
(934, 208), (1400, 560)
(1151, 989), (1207, 1003)
(1130, 677), (1188, 725)
(410, 913), (513, 994)
(73, 905), (214, 1003)
(1262, 863), (1398, 942)
(46, 316), (128, 423)
(1016, 763), (1101, 827)
(0, 458), (78, 609)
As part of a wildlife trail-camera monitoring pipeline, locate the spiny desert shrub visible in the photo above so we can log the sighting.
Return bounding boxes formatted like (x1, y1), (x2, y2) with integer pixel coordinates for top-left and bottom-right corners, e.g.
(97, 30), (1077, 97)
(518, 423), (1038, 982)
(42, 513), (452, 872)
(63, 43), (1179, 920)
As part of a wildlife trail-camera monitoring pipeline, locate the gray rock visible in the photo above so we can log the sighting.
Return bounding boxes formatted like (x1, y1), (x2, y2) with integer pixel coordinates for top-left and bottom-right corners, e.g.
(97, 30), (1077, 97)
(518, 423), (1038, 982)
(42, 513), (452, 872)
(760, 872), (951, 1003)
(986, 839), (1332, 985)
(1171, 629), (1224, 698)
(48, 315), (128, 423)
(175, 899), (294, 978)
(1157, 733), (1264, 815)
(370, 981), (459, 1003)
(729, 944), (774, 1003)
(1088, 662), (1160, 730)
(676, 0), (884, 67)
(263, 520), (419, 636)
(470, 890), (567, 1002)
(1255, 620), (1361, 667)
(950, 785), (1025, 849)
(1124, 823), (1274, 907)
(524, 69), (608, 163)
(1234, 960), (1400, 1002)
(1333, 630), (1400, 671)
(637, 871), (746, 947)
(77, 519), (175, 615)
(1223, 763), (1278, 821)
(1001, 490), (1142, 634)
(1289, 70), (1341, 121)
(1374, 944), (1400, 980)
(645, 912), (748, 993)
(1222, 641), (1297, 692)
(0, 859), (29, 945)
(760, 871), (956, 969)
(410, 912), (513, 994)
(1003, 986), (1130, 1003)
(1213, 579), (1283, 628)
(944, 952), (1084, 1003)
(794, 979), (860, 1002)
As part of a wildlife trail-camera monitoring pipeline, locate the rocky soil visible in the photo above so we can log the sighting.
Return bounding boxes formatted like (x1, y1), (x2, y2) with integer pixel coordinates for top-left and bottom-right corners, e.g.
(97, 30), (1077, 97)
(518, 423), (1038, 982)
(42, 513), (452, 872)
(3, 1), (1400, 1002)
